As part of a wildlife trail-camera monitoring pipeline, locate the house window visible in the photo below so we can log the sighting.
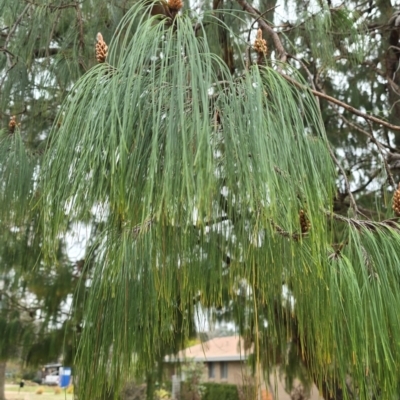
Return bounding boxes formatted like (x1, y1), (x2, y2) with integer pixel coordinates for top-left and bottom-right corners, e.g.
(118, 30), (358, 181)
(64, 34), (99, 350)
(208, 362), (215, 379)
(220, 362), (228, 379)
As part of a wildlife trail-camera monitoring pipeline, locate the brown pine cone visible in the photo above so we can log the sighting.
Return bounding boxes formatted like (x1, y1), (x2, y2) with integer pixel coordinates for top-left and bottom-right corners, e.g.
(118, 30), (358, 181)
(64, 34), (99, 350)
(299, 210), (311, 234)
(96, 32), (108, 63)
(9, 115), (17, 134)
(392, 183), (400, 216)
(168, 0), (183, 11)
(253, 29), (267, 56)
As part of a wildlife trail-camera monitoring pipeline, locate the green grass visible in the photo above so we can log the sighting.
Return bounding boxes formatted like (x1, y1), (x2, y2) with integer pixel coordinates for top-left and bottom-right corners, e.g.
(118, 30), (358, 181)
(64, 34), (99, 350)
(6, 395), (73, 400)
(5, 384), (73, 400)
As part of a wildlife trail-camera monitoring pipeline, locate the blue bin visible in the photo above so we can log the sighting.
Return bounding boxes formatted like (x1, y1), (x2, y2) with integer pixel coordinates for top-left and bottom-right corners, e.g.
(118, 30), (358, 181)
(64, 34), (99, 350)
(59, 367), (71, 388)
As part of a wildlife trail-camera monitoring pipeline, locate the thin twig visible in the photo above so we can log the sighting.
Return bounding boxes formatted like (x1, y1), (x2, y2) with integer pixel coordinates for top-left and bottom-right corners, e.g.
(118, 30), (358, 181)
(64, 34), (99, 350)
(327, 145), (359, 216)
(245, 45), (251, 69)
(351, 169), (381, 195)
(132, 218), (154, 238)
(0, 52), (17, 90)
(282, 74), (400, 131)
(247, 5), (280, 42)
(366, 120), (396, 187)
(287, 54), (319, 107)
(270, 219), (302, 241)
(330, 105), (396, 151)
(3, 4), (30, 67)
(326, 211), (400, 231)
(362, 60), (385, 78)
(75, 2), (86, 71)
(237, 0), (287, 63)
(25, 0), (79, 10)
(47, 10), (62, 58)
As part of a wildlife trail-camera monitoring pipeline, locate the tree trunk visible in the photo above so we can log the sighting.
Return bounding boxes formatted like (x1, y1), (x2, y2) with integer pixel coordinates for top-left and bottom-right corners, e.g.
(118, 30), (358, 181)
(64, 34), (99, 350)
(146, 372), (154, 400)
(0, 361), (6, 400)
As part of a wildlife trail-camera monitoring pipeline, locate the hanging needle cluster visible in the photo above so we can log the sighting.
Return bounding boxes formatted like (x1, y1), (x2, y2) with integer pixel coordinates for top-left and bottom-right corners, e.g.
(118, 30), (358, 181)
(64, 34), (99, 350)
(42, 6), (340, 398)
(253, 28), (267, 56)
(168, 0), (183, 11)
(299, 209), (311, 233)
(96, 32), (108, 63)
(8, 115), (17, 134)
(392, 183), (400, 216)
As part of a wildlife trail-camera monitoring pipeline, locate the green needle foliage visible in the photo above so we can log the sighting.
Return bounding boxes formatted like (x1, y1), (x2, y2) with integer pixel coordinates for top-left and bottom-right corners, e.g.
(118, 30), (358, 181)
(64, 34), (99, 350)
(41, 2), (346, 399)
(3, 0), (400, 399)
(0, 129), (35, 223)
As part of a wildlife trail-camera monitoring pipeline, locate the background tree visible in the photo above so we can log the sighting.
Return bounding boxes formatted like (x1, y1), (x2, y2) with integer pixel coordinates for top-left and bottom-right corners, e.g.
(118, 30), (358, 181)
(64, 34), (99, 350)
(0, 3), (120, 399)
(1, 2), (193, 399)
(0, 199), (89, 400)
(3, 1), (400, 400)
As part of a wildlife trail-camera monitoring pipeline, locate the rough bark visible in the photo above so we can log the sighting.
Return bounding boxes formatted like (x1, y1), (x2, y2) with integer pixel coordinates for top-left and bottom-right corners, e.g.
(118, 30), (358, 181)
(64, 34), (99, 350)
(386, 23), (400, 144)
(382, 4), (400, 145)
(0, 361), (6, 400)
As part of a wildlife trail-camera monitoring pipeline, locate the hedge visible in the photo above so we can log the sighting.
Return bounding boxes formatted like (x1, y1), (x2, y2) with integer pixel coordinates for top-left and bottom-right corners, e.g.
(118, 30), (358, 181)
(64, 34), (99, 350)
(201, 383), (239, 400)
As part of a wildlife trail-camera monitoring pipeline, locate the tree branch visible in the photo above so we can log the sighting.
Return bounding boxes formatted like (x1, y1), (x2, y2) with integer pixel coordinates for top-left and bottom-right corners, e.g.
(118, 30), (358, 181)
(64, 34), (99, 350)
(25, 0), (81, 10)
(351, 169), (381, 195)
(236, 0), (400, 131)
(270, 220), (302, 241)
(32, 47), (60, 57)
(366, 120), (396, 187)
(330, 104), (396, 151)
(236, 0), (287, 63)
(75, 2), (86, 71)
(329, 105), (396, 188)
(288, 53), (320, 107)
(282, 74), (400, 131)
(3, 4), (30, 67)
(326, 211), (400, 231)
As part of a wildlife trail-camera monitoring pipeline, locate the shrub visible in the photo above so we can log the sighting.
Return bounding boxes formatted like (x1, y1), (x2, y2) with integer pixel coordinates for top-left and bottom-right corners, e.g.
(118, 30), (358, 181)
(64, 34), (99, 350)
(54, 386), (62, 394)
(179, 361), (206, 400)
(155, 388), (171, 399)
(66, 385), (74, 394)
(237, 375), (257, 400)
(201, 383), (239, 400)
(35, 387), (44, 395)
(120, 383), (146, 400)
(22, 370), (37, 381)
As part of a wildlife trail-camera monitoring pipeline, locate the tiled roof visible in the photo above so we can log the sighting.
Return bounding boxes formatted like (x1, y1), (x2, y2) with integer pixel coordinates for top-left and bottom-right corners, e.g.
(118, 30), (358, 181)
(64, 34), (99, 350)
(166, 336), (250, 362)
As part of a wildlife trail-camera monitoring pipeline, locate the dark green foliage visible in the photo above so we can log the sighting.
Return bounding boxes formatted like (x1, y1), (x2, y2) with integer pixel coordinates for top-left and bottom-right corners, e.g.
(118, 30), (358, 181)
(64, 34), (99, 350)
(202, 383), (239, 400)
(3, 0), (400, 399)
(39, 4), (338, 398)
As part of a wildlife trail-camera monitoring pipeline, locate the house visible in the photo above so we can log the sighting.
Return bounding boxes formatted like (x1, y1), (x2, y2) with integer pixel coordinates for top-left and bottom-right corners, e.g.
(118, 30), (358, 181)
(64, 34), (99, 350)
(165, 336), (323, 400)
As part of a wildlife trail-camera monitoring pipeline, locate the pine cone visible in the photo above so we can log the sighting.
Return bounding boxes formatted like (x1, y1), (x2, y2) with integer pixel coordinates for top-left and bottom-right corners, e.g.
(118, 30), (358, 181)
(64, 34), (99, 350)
(96, 32), (108, 63)
(9, 115), (17, 134)
(393, 183), (400, 216)
(299, 210), (311, 234)
(168, 0), (183, 11)
(253, 29), (267, 56)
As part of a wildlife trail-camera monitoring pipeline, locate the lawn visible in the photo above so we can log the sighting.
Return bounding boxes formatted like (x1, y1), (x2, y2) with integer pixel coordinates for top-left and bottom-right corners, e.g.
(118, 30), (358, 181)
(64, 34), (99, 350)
(5, 384), (73, 400)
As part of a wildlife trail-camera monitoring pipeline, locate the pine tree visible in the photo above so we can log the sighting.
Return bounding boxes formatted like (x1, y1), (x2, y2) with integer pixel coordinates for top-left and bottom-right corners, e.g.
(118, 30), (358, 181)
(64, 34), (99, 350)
(3, 1), (400, 399)
(0, 203), (89, 400)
